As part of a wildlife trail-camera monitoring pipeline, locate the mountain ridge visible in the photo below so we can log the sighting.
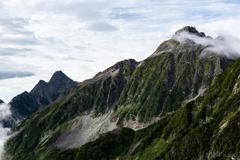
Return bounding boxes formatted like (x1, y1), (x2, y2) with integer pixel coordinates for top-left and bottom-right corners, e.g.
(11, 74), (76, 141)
(4, 26), (239, 160)
(6, 71), (78, 128)
(51, 55), (240, 159)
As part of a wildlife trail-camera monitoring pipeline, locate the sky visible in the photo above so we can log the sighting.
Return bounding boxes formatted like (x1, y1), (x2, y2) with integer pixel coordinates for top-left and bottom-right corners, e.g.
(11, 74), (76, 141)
(0, 0), (240, 103)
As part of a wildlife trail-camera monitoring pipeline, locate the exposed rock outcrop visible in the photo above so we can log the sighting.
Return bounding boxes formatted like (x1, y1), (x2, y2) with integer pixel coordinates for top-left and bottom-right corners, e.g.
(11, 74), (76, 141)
(8, 71), (78, 126)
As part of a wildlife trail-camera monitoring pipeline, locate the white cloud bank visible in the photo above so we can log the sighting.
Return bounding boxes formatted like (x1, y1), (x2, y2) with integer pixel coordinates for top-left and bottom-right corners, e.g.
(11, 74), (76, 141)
(173, 31), (240, 60)
(0, 103), (12, 160)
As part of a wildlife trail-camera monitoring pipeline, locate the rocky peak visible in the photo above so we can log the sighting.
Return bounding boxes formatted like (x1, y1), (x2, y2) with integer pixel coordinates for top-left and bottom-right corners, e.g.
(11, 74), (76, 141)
(107, 59), (138, 71)
(0, 99), (4, 104)
(22, 91), (30, 96)
(48, 70), (77, 91)
(36, 80), (48, 87)
(9, 71), (78, 121)
(49, 71), (67, 84)
(94, 59), (139, 78)
(175, 26), (206, 37)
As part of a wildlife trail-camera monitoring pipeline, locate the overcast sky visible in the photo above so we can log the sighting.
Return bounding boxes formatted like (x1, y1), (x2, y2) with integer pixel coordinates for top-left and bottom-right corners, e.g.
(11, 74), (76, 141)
(0, 0), (240, 103)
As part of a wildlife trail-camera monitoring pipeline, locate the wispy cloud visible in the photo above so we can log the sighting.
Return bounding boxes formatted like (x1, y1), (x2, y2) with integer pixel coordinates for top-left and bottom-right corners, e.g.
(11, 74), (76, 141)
(0, 71), (35, 80)
(88, 22), (118, 32)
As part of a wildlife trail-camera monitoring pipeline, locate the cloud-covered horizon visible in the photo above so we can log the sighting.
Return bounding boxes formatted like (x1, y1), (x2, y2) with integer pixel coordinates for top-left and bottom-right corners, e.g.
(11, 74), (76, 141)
(0, 0), (240, 103)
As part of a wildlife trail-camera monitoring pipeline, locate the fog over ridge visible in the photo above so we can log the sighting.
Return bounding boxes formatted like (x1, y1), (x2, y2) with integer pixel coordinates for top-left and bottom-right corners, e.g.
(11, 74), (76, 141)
(0, 103), (12, 160)
(173, 31), (240, 60)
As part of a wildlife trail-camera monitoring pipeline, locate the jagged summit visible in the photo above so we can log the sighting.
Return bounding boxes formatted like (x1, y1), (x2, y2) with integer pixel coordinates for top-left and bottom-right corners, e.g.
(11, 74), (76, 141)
(36, 80), (47, 86)
(49, 71), (66, 82)
(9, 71), (78, 121)
(48, 70), (78, 93)
(30, 70), (78, 104)
(175, 26), (206, 37)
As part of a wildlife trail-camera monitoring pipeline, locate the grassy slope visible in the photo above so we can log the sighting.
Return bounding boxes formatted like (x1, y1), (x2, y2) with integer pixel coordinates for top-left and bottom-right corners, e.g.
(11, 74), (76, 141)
(113, 39), (230, 124)
(51, 57), (240, 159)
(4, 60), (137, 160)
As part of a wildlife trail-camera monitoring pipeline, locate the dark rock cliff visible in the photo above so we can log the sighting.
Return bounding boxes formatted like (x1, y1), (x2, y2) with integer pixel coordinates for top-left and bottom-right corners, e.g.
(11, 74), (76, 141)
(9, 71), (78, 122)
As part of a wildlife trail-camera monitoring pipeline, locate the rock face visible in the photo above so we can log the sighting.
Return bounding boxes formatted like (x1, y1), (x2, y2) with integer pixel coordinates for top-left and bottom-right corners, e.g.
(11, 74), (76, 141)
(9, 71), (78, 120)
(30, 71), (78, 107)
(0, 99), (4, 104)
(175, 26), (207, 37)
(10, 91), (39, 119)
(5, 27), (239, 159)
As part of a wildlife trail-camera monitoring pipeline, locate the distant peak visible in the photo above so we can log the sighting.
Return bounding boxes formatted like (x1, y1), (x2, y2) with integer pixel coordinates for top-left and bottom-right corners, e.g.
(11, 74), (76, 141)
(48, 70), (73, 85)
(37, 80), (47, 85)
(52, 70), (65, 76)
(49, 71), (68, 81)
(175, 26), (206, 37)
(0, 99), (4, 104)
(22, 91), (29, 94)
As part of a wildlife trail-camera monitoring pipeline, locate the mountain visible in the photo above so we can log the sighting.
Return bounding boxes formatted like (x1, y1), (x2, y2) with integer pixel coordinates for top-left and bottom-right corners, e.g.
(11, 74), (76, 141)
(9, 71), (78, 122)
(0, 100), (14, 128)
(4, 26), (238, 159)
(30, 71), (78, 106)
(0, 99), (4, 104)
(50, 55), (240, 160)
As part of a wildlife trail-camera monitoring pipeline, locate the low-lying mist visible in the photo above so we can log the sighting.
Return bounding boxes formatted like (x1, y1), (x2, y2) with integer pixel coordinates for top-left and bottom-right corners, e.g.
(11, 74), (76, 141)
(0, 103), (12, 160)
(173, 31), (240, 60)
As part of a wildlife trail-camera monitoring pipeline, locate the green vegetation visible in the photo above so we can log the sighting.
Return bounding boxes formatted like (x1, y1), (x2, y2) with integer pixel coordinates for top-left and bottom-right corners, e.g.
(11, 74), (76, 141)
(5, 59), (137, 160)
(114, 40), (222, 123)
(46, 57), (240, 159)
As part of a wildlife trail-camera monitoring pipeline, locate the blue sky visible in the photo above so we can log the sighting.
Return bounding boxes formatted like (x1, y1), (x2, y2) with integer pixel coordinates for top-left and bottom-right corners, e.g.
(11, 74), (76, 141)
(0, 0), (240, 102)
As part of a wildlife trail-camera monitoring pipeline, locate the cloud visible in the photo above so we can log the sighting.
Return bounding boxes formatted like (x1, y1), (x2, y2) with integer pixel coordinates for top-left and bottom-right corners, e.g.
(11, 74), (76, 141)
(88, 22), (118, 32)
(0, 103), (12, 159)
(0, 17), (34, 36)
(173, 31), (240, 60)
(0, 17), (37, 46)
(0, 58), (37, 72)
(85, 59), (95, 62)
(0, 35), (37, 45)
(0, 17), (30, 28)
(0, 72), (35, 80)
(0, 124), (11, 160)
(0, 103), (11, 121)
(0, 47), (32, 56)
(0, 103), (16, 160)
